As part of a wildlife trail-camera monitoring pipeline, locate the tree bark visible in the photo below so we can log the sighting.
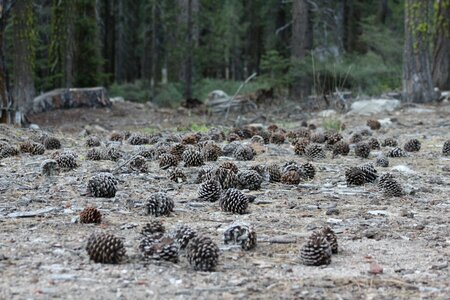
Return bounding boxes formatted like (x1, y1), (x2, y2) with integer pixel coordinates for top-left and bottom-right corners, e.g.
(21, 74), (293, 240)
(12, 0), (36, 122)
(0, 0), (16, 124)
(403, 0), (437, 103)
(290, 0), (313, 102)
(432, 0), (450, 90)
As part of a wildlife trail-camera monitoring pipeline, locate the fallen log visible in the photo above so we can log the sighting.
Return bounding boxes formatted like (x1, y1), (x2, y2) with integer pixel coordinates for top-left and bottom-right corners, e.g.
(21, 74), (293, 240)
(32, 87), (111, 113)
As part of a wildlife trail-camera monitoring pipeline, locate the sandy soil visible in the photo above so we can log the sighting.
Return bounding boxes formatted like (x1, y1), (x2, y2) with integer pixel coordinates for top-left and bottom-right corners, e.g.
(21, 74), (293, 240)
(1, 101), (449, 299)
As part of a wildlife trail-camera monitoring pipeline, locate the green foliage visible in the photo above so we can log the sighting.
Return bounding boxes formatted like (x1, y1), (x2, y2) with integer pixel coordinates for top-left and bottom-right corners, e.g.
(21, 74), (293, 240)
(322, 117), (342, 132)
(153, 83), (184, 108)
(109, 80), (151, 102)
(259, 50), (291, 91)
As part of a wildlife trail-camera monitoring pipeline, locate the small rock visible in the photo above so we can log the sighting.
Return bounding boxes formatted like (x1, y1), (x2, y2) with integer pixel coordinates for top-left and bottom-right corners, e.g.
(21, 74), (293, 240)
(325, 208), (340, 215)
(363, 228), (379, 239)
(368, 262), (383, 275)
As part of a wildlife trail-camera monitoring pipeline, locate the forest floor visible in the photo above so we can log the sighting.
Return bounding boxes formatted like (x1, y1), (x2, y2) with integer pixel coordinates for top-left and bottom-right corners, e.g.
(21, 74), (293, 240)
(1, 100), (449, 299)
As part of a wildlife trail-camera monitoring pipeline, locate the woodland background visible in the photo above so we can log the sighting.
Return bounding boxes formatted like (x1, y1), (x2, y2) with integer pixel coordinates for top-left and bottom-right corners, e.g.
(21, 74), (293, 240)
(0, 0), (449, 123)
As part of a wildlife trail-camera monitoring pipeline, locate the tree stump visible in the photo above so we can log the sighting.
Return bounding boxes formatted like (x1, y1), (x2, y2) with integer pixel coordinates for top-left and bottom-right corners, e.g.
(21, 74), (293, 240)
(32, 87), (111, 113)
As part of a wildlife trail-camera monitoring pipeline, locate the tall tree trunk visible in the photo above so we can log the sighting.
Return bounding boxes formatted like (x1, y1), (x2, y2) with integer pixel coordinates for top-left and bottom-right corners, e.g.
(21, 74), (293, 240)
(12, 0), (36, 123)
(184, 0), (193, 99)
(0, 0), (16, 124)
(403, 0), (437, 103)
(378, 0), (389, 24)
(432, 0), (450, 90)
(290, 0), (313, 102)
(99, 0), (115, 84)
(115, 0), (126, 83)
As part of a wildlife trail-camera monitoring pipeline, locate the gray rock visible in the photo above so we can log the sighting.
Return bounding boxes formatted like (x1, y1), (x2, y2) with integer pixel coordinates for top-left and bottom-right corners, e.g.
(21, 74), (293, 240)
(348, 99), (401, 115)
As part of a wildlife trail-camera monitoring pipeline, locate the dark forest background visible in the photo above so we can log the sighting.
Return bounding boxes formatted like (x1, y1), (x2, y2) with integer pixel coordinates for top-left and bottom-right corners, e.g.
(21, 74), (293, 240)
(0, 0), (449, 124)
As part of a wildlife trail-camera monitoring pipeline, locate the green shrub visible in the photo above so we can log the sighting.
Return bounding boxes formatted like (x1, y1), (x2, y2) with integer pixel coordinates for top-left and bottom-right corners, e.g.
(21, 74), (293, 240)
(153, 83), (184, 108)
(109, 80), (150, 102)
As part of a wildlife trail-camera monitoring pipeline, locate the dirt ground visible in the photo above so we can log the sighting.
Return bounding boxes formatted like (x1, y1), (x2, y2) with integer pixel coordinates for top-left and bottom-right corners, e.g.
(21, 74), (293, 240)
(1, 101), (449, 299)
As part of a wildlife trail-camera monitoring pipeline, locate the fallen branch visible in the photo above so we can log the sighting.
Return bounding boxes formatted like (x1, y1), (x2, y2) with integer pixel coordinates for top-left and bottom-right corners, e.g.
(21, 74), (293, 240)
(225, 72), (258, 119)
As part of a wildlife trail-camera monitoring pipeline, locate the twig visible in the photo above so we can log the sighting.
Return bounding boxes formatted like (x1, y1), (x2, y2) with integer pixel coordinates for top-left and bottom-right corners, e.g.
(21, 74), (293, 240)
(225, 72), (257, 119)
(112, 152), (142, 174)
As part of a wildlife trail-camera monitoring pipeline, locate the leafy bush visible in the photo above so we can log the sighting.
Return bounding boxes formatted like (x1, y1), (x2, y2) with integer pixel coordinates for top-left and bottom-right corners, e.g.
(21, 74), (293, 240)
(153, 83), (184, 108)
(109, 80), (151, 102)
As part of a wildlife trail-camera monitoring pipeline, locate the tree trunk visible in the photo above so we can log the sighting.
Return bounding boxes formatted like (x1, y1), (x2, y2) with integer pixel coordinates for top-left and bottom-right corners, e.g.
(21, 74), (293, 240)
(115, 0), (126, 83)
(12, 0), (36, 122)
(432, 0), (450, 91)
(403, 0), (437, 103)
(0, 0), (16, 124)
(378, 0), (389, 24)
(184, 0), (193, 99)
(290, 0), (313, 102)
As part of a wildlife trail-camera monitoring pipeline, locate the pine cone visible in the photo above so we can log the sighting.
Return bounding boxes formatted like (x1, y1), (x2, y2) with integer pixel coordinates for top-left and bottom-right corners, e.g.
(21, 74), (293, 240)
(387, 147), (407, 157)
(40, 159), (59, 176)
(320, 226), (338, 254)
(219, 161), (239, 174)
(128, 133), (149, 145)
(159, 153), (178, 169)
(223, 223), (257, 250)
(80, 207), (102, 224)
(169, 168), (187, 183)
(270, 132), (285, 145)
(129, 155), (148, 172)
(140, 237), (179, 263)
(195, 165), (216, 183)
(182, 149), (204, 167)
(368, 138), (380, 150)
(293, 138), (310, 155)
(43, 136), (62, 150)
(110, 131), (124, 141)
(182, 133), (200, 145)
(267, 163), (281, 182)
(296, 128), (311, 139)
(0, 142), (19, 158)
(55, 151), (78, 170)
(358, 163), (378, 183)
(300, 234), (332, 266)
(305, 144), (326, 160)
(237, 170), (262, 190)
(367, 119), (381, 130)
(403, 139), (421, 152)
(443, 140), (450, 156)
(144, 192), (174, 217)
(23, 141), (45, 155)
(171, 225), (198, 249)
(226, 133), (241, 142)
(233, 145), (255, 161)
(325, 132), (343, 145)
(381, 178), (404, 197)
(378, 173), (395, 189)
(382, 138), (398, 147)
(332, 141), (350, 157)
(350, 133), (363, 144)
(201, 143), (222, 161)
(86, 148), (102, 160)
(375, 155), (389, 167)
(198, 179), (222, 202)
(86, 233), (125, 264)
(85, 135), (101, 147)
(345, 167), (366, 186)
(102, 147), (123, 161)
(300, 162), (316, 180)
(170, 143), (186, 159)
(87, 172), (118, 198)
(232, 127), (253, 139)
(354, 142), (371, 158)
(219, 188), (249, 214)
(186, 236), (220, 271)
(250, 135), (265, 144)
(214, 167), (239, 189)
(141, 220), (165, 237)
(281, 170), (301, 185)
(222, 141), (241, 156)
(310, 132), (326, 143)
